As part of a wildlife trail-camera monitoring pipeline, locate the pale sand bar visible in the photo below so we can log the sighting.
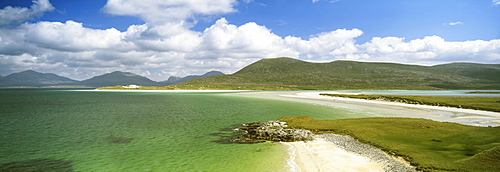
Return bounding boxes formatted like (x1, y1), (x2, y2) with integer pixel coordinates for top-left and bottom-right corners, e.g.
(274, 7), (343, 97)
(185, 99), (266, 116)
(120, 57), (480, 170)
(234, 91), (500, 127)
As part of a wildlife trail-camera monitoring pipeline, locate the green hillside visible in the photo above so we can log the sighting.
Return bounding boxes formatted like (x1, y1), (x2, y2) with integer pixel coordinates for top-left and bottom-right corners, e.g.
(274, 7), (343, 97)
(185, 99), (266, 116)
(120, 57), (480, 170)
(173, 57), (500, 90)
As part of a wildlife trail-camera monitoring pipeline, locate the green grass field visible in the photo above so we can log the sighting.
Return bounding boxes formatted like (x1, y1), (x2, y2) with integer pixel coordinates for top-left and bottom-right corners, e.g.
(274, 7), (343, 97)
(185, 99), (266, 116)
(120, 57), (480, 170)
(320, 94), (500, 112)
(279, 116), (500, 172)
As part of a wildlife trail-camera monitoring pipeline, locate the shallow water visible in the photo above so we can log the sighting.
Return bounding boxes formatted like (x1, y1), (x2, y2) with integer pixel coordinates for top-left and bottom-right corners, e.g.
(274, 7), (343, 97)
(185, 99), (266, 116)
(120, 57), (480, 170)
(0, 89), (356, 171)
(2, 89), (497, 171)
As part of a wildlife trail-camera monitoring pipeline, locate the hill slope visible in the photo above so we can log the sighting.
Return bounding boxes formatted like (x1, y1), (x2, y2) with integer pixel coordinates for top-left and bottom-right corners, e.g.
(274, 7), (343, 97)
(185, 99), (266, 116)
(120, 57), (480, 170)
(174, 57), (500, 90)
(80, 71), (162, 87)
(161, 71), (224, 85)
(0, 70), (78, 87)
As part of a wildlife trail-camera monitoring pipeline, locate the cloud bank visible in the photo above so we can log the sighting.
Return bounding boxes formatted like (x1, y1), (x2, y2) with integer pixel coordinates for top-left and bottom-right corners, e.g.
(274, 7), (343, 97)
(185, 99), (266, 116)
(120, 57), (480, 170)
(0, 0), (499, 81)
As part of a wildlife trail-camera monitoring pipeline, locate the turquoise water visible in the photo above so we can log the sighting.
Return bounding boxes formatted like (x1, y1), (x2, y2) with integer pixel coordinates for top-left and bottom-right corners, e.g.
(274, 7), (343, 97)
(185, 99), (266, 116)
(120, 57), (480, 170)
(0, 89), (352, 171)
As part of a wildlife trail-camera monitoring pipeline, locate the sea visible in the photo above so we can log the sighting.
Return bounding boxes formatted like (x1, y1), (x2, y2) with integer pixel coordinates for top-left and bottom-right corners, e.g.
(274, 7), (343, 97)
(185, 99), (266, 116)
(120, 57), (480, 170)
(0, 89), (361, 172)
(0, 89), (498, 171)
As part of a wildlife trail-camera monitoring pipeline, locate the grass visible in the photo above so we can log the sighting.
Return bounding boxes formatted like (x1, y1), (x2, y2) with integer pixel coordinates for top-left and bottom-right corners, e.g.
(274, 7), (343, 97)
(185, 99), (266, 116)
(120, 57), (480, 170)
(279, 116), (500, 172)
(467, 91), (500, 94)
(173, 57), (500, 90)
(320, 94), (500, 112)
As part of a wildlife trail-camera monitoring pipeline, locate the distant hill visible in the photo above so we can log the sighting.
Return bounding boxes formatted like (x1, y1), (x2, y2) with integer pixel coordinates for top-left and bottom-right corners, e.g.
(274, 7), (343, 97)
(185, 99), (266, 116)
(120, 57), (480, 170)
(0, 70), (224, 88)
(173, 57), (500, 90)
(161, 71), (224, 85)
(80, 71), (162, 87)
(0, 70), (78, 87)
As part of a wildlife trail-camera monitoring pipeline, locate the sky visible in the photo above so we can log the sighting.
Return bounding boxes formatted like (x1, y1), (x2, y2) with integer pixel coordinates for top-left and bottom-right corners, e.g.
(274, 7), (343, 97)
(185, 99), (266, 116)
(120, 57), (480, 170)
(0, 0), (499, 81)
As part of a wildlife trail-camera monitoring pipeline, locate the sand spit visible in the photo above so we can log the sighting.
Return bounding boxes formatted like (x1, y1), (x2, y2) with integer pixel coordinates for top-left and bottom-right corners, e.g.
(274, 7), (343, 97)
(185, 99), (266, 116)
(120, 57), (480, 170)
(86, 89), (250, 93)
(231, 91), (500, 127)
(285, 134), (417, 172)
(281, 91), (500, 127)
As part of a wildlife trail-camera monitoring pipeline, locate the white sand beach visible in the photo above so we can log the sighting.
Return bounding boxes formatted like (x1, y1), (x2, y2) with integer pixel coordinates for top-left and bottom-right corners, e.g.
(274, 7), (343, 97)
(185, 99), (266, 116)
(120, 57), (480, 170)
(283, 134), (416, 172)
(283, 138), (385, 172)
(234, 91), (500, 127)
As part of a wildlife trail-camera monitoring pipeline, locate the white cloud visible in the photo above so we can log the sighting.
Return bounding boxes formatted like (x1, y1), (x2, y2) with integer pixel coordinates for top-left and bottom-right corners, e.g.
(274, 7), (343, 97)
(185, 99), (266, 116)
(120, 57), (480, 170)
(284, 29), (362, 57)
(351, 36), (500, 64)
(0, 0), (54, 27)
(447, 21), (463, 26)
(102, 0), (237, 24)
(22, 20), (127, 52)
(493, 0), (500, 5)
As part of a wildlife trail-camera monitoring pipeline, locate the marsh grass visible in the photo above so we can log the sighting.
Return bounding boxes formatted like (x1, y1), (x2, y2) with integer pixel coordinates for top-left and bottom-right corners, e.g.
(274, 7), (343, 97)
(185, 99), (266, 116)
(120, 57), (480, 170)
(320, 94), (500, 112)
(279, 116), (500, 171)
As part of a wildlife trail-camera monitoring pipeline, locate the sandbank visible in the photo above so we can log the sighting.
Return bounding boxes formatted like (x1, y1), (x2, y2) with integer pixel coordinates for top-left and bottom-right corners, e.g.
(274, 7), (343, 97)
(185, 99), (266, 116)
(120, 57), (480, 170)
(233, 91), (500, 127)
(85, 89), (249, 93)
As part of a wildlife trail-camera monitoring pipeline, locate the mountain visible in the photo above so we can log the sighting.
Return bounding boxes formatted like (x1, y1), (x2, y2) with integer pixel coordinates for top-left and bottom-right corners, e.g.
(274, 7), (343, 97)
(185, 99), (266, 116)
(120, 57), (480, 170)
(161, 71), (225, 85)
(173, 57), (500, 90)
(80, 71), (162, 87)
(0, 70), (78, 87)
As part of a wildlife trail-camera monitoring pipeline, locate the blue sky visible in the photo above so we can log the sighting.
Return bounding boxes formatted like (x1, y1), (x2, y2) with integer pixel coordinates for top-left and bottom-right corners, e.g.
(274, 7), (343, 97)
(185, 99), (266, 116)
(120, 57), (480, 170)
(0, 0), (499, 80)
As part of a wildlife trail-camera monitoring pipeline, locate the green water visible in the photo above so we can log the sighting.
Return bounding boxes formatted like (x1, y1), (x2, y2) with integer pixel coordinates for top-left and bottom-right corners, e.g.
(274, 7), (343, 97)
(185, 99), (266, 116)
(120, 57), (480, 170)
(0, 89), (351, 171)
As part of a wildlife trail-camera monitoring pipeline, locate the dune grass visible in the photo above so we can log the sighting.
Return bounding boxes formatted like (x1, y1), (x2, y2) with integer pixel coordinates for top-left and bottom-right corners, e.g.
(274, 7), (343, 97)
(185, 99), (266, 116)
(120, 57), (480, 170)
(279, 116), (500, 172)
(279, 117), (500, 171)
(320, 94), (500, 112)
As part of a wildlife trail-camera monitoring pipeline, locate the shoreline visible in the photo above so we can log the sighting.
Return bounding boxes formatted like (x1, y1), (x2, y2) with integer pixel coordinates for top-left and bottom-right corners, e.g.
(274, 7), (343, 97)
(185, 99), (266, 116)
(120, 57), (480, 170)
(232, 91), (500, 127)
(81, 89), (250, 93)
(283, 134), (416, 172)
(228, 91), (500, 171)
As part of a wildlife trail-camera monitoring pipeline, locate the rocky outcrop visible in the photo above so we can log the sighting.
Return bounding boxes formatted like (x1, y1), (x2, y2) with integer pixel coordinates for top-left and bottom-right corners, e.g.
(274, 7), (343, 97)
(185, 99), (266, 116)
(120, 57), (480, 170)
(233, 120), (313, 143)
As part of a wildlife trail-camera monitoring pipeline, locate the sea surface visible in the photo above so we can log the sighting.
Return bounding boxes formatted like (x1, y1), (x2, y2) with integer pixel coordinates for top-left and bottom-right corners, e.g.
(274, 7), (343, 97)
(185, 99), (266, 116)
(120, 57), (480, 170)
(0, 89), (362, 171)
(1, 89), (497, 171)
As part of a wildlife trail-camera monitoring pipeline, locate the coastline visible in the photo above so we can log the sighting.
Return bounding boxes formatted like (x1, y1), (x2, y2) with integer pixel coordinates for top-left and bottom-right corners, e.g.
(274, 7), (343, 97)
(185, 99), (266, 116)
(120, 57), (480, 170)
(228, 91), (500, 171)
(84, 89), (250, 93)
(233, 91), (500, 127)
(283, 134), (416, 172)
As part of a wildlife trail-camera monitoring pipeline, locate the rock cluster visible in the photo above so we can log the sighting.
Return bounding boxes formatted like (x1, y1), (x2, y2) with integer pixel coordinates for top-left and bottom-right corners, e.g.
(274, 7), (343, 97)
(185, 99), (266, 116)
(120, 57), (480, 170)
(233, 120), (313, 143)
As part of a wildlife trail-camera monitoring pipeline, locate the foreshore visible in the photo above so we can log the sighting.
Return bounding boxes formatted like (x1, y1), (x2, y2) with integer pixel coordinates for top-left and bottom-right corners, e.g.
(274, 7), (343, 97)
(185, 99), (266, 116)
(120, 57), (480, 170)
(283, 134), (416, 172)
(233, 91), (500, 127)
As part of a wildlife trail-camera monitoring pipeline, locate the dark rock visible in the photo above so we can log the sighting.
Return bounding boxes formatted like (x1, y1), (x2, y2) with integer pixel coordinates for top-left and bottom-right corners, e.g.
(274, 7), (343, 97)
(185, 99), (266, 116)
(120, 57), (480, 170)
(0, 159), (72, 172)
(233, 120), (313, 143)
(106, 137), (133, 144)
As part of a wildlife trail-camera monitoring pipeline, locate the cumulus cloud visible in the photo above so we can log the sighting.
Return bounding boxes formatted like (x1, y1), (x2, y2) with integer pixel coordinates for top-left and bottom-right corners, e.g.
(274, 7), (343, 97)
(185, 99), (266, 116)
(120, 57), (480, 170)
(0, 0), (54, 27)
(284, 29), (362, 57)
(352, 36), (500, 64)
(102, 0), (236, 24)
(0, 0), (499, 81)
(493, 0), (500, 5)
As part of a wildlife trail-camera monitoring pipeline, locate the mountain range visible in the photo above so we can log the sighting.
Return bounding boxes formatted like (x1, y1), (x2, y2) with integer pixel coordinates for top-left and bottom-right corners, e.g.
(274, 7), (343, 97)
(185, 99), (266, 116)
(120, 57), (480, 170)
(2, 57), (499, 89)
(173, 57), (500, 90)
(0, 70), (223, 88)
